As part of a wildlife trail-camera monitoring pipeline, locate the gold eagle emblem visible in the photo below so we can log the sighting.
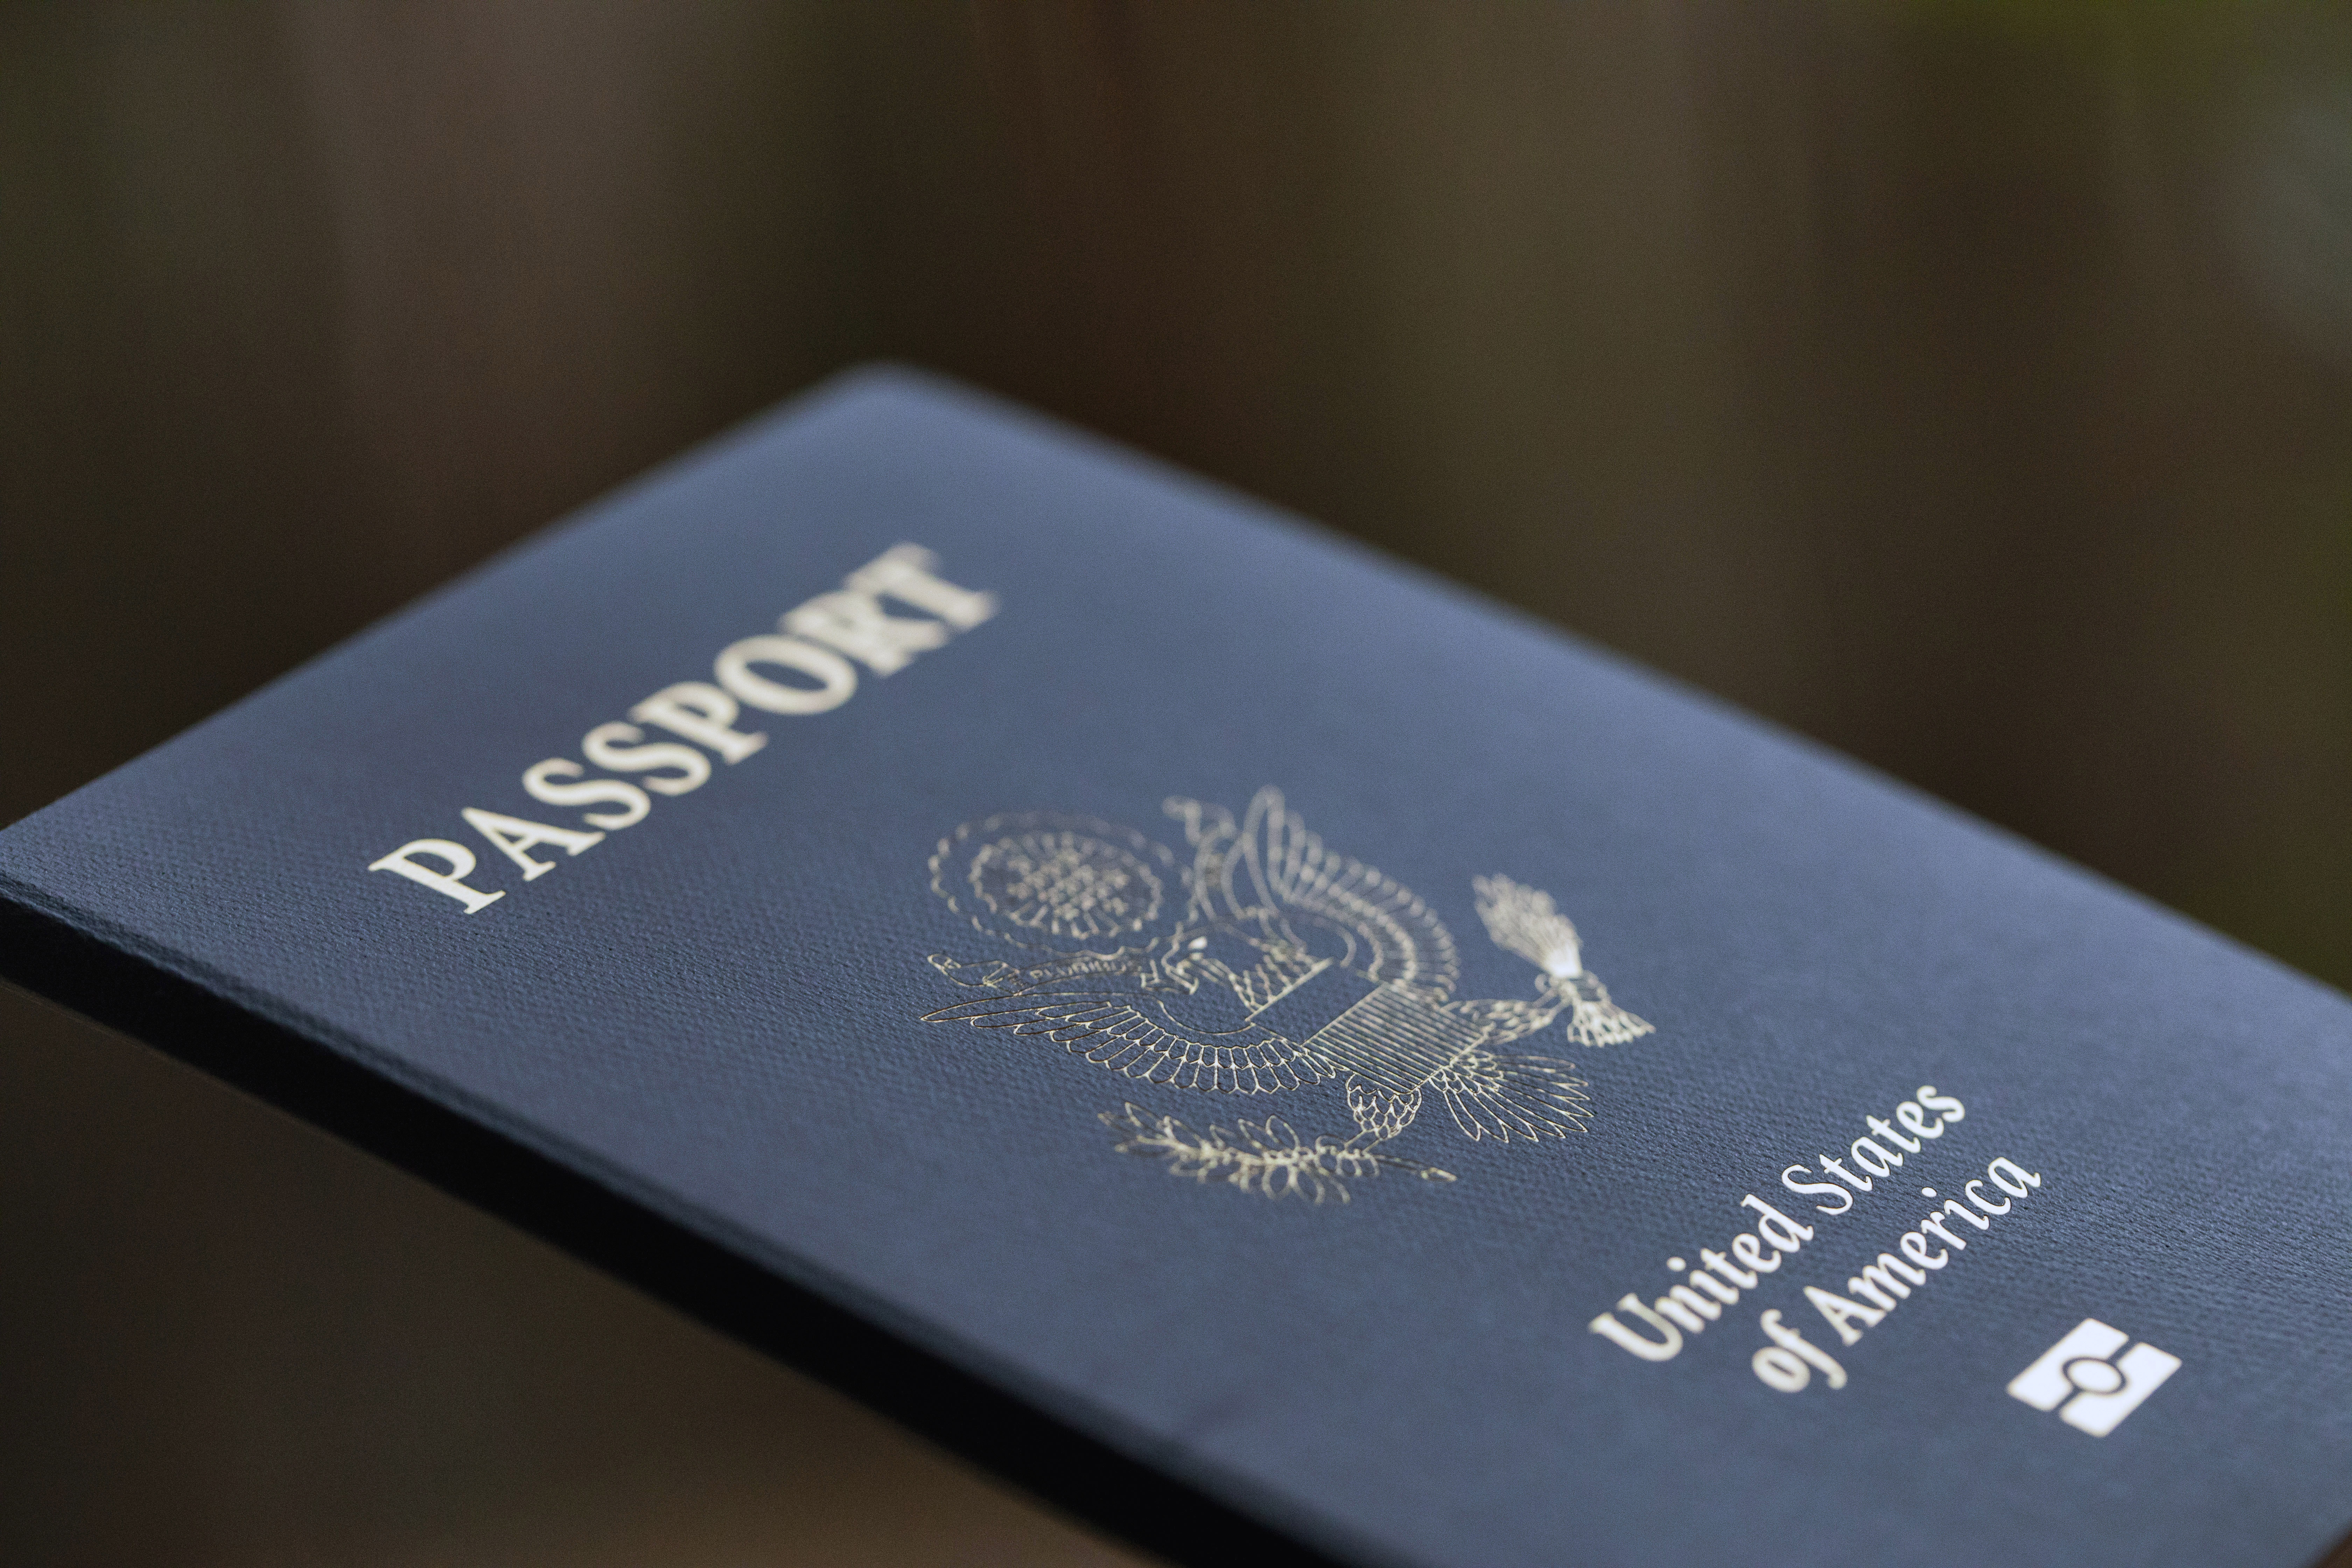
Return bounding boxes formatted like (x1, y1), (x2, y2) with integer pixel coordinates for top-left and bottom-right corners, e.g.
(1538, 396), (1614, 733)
(923, 788), (1653, 1201)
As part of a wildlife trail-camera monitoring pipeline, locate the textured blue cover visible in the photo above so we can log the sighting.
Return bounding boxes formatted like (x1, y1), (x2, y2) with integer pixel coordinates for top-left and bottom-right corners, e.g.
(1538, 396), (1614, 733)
(4, 369), (2349, 1568)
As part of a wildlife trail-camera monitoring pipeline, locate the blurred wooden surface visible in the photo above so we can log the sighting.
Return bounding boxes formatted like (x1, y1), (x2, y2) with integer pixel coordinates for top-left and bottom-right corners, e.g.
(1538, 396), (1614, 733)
(2, 2), (2347, 1564)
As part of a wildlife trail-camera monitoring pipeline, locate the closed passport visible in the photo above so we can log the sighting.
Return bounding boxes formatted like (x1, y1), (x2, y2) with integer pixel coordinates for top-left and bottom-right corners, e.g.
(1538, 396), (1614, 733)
(3, 368), (2348, 1568)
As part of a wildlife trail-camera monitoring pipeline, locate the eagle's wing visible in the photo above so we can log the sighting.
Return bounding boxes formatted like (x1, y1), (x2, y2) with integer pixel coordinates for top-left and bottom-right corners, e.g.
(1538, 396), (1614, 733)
(1425, 1049), (1592, 1142)
(1226, 787), (1461, 998)
(924, 983), (1335, 1095)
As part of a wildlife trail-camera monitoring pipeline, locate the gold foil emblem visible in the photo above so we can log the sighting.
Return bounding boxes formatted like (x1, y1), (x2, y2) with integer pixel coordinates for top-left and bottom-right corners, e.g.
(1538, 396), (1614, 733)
(924, 788), (1654, 1201)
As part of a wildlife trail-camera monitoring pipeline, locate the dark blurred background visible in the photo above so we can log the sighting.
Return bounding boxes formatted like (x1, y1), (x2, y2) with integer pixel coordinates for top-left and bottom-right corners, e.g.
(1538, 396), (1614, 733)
(3, 2), (2348, 1564)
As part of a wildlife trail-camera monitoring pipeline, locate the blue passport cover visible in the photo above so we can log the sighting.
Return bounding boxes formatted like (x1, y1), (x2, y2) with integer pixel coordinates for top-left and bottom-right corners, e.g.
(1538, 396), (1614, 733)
(4, 368), (2349, 1568)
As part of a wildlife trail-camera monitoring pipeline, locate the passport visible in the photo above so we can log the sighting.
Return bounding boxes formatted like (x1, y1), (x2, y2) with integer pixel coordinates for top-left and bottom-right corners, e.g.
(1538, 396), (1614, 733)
(4, 367), (2349, 1568)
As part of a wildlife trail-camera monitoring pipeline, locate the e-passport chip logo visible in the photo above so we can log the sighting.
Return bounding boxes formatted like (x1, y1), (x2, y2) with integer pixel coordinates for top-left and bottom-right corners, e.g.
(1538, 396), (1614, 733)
(2008, 1318), (2181, 1436)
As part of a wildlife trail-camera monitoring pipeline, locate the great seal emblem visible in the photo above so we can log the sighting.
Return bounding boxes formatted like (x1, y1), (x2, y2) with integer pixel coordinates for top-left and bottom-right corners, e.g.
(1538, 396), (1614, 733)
(923, 788), (1653, 1201)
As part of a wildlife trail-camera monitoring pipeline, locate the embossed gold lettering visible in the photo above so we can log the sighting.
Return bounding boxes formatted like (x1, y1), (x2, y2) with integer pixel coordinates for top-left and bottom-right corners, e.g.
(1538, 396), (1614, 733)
(368, 839), (505, 913)
(714, 635), (858, 715)
(630, 681), (769, 762)
(523, 758), (650, 828)
(1782, 1162), (1856, 1214)
(1740, 1195), (1815, 1253)
(582, 722), (712, 795)
(365, 543), (994, 911)
(461, 808), (604, 881)
(846, 543), (997, 629)
(783, 590), (949, 674)
(1590, 1295), (1683, 1362)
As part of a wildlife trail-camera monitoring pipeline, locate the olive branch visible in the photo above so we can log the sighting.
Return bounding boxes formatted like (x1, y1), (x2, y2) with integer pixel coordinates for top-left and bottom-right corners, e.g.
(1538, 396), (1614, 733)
(1101, 1103), (1456, 1203)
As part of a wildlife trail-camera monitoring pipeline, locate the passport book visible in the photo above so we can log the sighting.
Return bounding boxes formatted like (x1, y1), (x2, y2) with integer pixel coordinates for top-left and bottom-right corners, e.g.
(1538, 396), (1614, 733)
(4, 368), (2349, 1568)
